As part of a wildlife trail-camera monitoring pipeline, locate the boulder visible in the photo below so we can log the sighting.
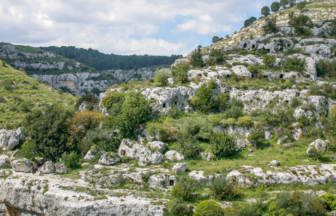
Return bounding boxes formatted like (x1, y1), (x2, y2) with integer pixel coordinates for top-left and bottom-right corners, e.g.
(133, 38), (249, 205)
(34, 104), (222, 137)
(55, 164), (70, 174)
(329, 156), (336, 161)
(279, 26), (295, 35)
(147, 141), (166, 153)
(84, 149), (106, 162)
(277, 136), (288, 145)
(293, 107), (313, 119)
(41, 161), (55, 174)
(165, 150), (184, 161)
(232, 66), (251, 77)
(235, 138), (248, 151)
(102, 108), (109, 116)
(0, 128), (24, 151)
(172, 163), (188, 173)
(151, 151), (163, 164)
(310, 27), (324, 36)
(168, 78), (174, 85)
(200, 152), (215, 161)
(149, 174), (177, 189)
(202, 193), (210, 198)
(264, 131), (272, 140)
(98, 152), (121, 166)
(306, 147), (315, 156)
(11, 158), (32, 173)
(0, 154), (9, 168)
(270, 160), (280, 166)
(188, 171), (213, 186)
(308, 139), (327, 154)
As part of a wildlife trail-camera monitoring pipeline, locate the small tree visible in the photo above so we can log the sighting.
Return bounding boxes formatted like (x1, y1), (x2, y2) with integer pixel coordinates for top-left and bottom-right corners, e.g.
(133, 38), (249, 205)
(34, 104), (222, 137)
(190, 45), (204, 68)
(62, 151), (80, 169)
(1, 60), (6, 67)
(194, 200), (224, 216)
(210, 176), (240, 199)
(244, 17), (257, 28)
(288, 0), (296, 7)
(297, 1), (307, 13)
(171, 63), (189, 84)
(263, 55), (276, 68)
(171, 176), (199, 201)
(154, 70), (169, 87)
(280, 0), (288, 9)
(271, 2), (281, 13)
(210, 132), (236, 158)
(261, 6), (270, 17)
(212, 36), (219, 44)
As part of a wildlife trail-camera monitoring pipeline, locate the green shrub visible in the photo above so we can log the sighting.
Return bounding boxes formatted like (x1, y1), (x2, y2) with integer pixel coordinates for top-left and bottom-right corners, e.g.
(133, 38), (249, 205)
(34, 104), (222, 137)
(19, 140), (39, 160)
(263, 55), (276, 68)
(282, 56), (305, 72)
(316, 59), (336, 78)
(1, 60), (6, 67)
(210, 132), (236, 158)
(207, 115), (220, 126)
(102, 91), (125, 115)
(320, 193), (336, 210)
(263, 17), (278, 34)
(62, 151), (81, 169)
(207, 49), (225, 66)
(171, 176), (199, 201)
(0, 79), (14, 91)
(180, 139), (202, 160)
(191, 82), (219, 113)
(248, 127), (269, 149)
(75, 93), (97, 109)
(210, 176), (239, 199)
(248, 65), (260, 75)
(236, 116), (252, 127)
(167, 105), (182, 119)
(164, 199), (192, 216)
(0, 96), (6, 103)
(19, 102), (31, 113)
(154, 70), (169, 87)
(290, 97), (301, 108)
(220, 118), (235, 127)
(120, 83), (129, 91)
(194, 200), (224, 216)
(181, 117), (213, 141)
(80, 128), (120, 153)
(289, 14), (312, 36)
(172, 63), (189, 84)
(190, 45), (204, 68)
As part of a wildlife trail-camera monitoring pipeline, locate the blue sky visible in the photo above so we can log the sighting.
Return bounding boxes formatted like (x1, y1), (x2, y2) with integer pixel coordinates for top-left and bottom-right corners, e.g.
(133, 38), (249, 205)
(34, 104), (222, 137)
(0, 0), (275, 56)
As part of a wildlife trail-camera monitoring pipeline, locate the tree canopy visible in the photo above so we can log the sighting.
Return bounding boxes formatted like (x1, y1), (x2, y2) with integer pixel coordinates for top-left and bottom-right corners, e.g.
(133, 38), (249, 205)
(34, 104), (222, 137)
(212, 36), (220, 44)
(280, 0), (288, 9)
(271, 2), (281, 12)
(261, 6), (271, 17)
(244, 17), (257, 28)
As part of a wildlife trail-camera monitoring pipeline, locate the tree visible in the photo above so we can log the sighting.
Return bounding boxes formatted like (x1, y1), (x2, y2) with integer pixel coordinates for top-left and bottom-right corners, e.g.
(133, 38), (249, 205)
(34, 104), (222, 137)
(263, 55), (276, 68)
(191, 82), (218, 113)
(271, 2), (281, 12)
(261, 6), (270, 17)
(210, 132), (236, 159)
(171, 176), (199, 201)
(225, 35), (230, 39)
(263, 17), (279, 34)
(212, 36), (219, 44)
(288, 0), (296, 7)
(244, 17), (257, 28)
(297, 1), (307, 13)
(190, 45), (204, 68)
(114, 91), (152, 137)
(171, 63), (189, 84)
(1, 60), (5, 67)
(280, 0), (288, 9)
(24, 109), (73, 161)
(210, 176), (240, 199)
(154, 70), (169, 87)
(194, 200), (224, 216)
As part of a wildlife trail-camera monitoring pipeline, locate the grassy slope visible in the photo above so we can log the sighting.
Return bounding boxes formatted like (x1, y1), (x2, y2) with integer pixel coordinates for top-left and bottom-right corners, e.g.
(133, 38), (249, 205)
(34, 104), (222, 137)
(0, 63), (77, 129)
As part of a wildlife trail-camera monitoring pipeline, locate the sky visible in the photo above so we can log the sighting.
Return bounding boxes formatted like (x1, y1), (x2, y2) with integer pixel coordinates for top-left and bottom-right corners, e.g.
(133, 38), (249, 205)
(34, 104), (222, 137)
(0, 0), (274, 56)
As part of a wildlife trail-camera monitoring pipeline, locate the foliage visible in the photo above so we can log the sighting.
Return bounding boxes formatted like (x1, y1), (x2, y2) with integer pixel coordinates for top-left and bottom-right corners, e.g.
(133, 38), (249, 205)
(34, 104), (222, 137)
(261, 6), (270, 17)
(222, 98), (244, 119)
(75, 93), (97, 109)
(62, 151), (81, 169)
(80, 128), (120, 153)
(263, 17), (279, 34)
(207, 49), (225, 66)
(1, 60), (6, 67)
(114, 91), (152, 137)
(180, 139), (202, 160)
(154, 70), (169, 87)
(0, 79), (14, 91)
(280, 0), (288, 9)
(164, 199), (192, 216)
(316, 59), (336, 78)
(236, 116), (253, 127)
(194, 200), (224, 216)
(168, 105), (182, 119)
(146, 122), (179, 142)
(210, 132), (236, 158)
(271, 2), (280, 12)
(19, 140), (39, 160)
(191, 82), (219, 113)
(190, 45), (204, 68)
(40, 46), (181, 71)
(320, 193), (336, 210)
(212, 36), (219, 44)
(102, 90), (125, 115)
(23, 109), (73, 161)
(248, 65), (260, 75)
(297, 1), (307, 13)
(290, 97), (301, 108)
(263, 55), (276, 68)
(282, 56), (305, 72)
(248, 127), (269, 149)
(0, 95), (5, 103)
(244, 17), (257, 28)
(289, 14), (312, 36)
(210, 176), (239, 199)
(171, 176), (199, 201)
(288, 0), (296, 7)
(172, 63), (189, 84)
(181, 117), (213, 141)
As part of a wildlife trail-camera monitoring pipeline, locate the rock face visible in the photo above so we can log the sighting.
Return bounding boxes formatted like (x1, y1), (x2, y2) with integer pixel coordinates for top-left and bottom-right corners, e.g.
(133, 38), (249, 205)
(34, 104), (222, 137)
(84, 149), (106, 162)
(118, 139), (163, 166)
(11, 158), (32, 173)
(0, 174), (165, 215)
(200, 152), (215, 161)
(0, 127), (25, 151)
(308, 139), (327, 155)
(149, 174), (177, 189)
(147, 141), (166, 153)
(165, 150), (184, 161)
(41, 161), (55, 174)
(98, 152), (121, 166)
(188, 171), (213, 186)
(55, 164), (69, 174)
(172, 163), (188, 173)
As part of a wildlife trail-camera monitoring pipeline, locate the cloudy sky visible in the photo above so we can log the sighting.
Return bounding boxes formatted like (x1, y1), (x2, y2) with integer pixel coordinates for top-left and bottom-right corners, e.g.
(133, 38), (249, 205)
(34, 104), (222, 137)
(0, 0), (274, 56)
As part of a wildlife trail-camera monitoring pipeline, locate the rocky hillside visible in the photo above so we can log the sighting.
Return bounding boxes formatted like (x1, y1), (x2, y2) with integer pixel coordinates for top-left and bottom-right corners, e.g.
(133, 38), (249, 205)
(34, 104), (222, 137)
(1, 1), (336, 215)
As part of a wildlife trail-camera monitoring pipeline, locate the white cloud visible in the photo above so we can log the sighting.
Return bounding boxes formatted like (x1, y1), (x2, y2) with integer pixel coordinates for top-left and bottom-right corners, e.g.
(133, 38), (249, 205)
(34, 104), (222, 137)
(0, 0), (269, 55)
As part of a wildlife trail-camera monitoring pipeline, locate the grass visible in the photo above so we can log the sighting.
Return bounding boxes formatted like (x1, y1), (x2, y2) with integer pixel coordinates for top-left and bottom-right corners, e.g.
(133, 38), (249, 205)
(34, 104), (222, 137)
(15, 45), (47, 54)
(0, 64), (77, 129)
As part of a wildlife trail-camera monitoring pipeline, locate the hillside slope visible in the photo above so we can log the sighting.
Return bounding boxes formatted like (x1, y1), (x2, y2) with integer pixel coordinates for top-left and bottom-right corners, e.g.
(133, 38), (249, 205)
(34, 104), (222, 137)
(0, 62), (76, 129)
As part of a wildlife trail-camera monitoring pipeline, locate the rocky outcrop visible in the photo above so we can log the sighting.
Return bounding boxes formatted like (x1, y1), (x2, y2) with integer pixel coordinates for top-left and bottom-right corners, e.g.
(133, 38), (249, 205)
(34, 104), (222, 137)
(98, 152), (121, 166)
(41, 161), (55, 174)
(188, 171), (213, 186)
(172, 163), (188, 173)
(147, 141), (166, 153)
(149, 174), (177, 189)
(11, 158), (32, 173)
(0, 127), (25, 151)
(84, 149), (106, 162)
(164, 150), (184, 161)
(307, 139), (327, 155)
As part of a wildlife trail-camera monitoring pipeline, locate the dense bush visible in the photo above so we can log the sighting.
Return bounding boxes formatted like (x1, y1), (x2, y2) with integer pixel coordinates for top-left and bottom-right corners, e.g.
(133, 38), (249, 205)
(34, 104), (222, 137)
(263, 17), (278, 34)
(167, 105), (182, 119)
(62, 151), (81, 169)
(236, 116), (253, 127)
(80, 128), (120, 153)
(244, 17), (257, 28)
(263, 55), (276, 68)
(316, 59), (336, 78)
(248, 127), (269, 149)
(207, 49), (225, 66)
(221, 98), (244, 119)
(146, 122), (179, 142)
(171, 176), (199, 201)
(172, 63), (189, 84)
(210, 132), (236, 158)
(181, 117), (213, 141)
(75, 93), (97, 109)
(102, 91), (125, 115)
(19, 140), (39, 161)
(289, 14), (312, 36)
(0, 79), (14, 91)
(191, 82), (219, 113)
(210, 176), (239, 199)
(154, 70), (169, 87)
(194, 200), (224, 216)
(190, 45), (204, 68)
(290, 97), (301, 108)
(180, 140), (202, 160)
(114, 91), (152, 137)
(320, 193), (336, 210)
(164, 199), (192, 216)
(282, 56), (305, 72)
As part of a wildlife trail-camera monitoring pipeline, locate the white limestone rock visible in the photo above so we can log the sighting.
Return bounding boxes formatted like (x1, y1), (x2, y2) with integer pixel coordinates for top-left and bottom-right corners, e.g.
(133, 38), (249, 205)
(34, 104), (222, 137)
(172, 58), (190, 67)
(264, 131), (272, 140)
(149, 174), (177, 189)
(270, 160), (280, 166)
(41, 161), (55, 174)
(0, 128), (24, 151)
(147, 141), (166, 153)
(172, 163), (188, 173)
(11, 158), (32, 173)
(277, 136), (288, 145)
(308, 139), (327, 154)
(232, 65), (251, 77)
(293, 107), (313, 119)
(308, 96), (328, 117)
(200, 152), (215, 161)
(98, 152), (121, 166)
(235, 138), (248, 151)
(102, 107), (109, 116)
(84, 149), (106, 162)
(189, 171), (213, 186)
(78, 101), (91, 112)
(151, 151), (163, 164)
(165, 150), (184, 161)
(0, 154), (9, 168)
(55, 164), (70, 174)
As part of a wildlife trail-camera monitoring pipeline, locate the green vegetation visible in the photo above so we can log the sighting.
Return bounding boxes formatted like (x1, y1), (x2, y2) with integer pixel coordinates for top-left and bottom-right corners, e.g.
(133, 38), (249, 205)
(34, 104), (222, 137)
(190, 46), (204, 68)
(194, 200), (224, 216)
(263, 17), (279, 34)
(261, 6), (270, 17)
(210, 132), (236, 159)
(271, 2), (280, 13)
(244, 17), (257, 28)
